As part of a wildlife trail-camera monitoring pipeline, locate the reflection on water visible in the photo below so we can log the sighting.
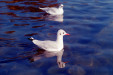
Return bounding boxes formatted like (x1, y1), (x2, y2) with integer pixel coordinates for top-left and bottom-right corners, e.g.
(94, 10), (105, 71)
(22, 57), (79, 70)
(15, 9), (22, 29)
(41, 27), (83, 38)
(44, 14), (63, 22)
(29, 49), (65, 68)
(0, 48), (65, 68)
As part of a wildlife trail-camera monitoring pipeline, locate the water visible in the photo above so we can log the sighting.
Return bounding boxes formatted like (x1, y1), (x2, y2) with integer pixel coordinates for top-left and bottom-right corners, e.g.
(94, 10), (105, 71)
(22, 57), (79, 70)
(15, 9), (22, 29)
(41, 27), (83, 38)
(0, 0), (113, 75)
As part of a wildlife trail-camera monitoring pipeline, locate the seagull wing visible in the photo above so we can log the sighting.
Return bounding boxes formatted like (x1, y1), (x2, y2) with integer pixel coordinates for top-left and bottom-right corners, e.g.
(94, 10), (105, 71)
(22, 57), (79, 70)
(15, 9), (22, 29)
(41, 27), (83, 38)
(33, 40), (58, 51)
(38, 41), (58, 50)
(40, 7), (58, 14)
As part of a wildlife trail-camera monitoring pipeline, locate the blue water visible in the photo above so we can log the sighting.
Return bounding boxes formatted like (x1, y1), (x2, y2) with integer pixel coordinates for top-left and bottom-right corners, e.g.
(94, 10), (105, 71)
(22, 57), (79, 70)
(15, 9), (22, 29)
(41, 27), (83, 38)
(0, 0), (113, 75)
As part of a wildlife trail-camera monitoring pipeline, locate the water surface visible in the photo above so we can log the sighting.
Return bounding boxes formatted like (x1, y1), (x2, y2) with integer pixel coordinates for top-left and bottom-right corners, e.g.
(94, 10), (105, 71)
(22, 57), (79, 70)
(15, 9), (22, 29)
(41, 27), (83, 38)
(0, 0), (113, 75)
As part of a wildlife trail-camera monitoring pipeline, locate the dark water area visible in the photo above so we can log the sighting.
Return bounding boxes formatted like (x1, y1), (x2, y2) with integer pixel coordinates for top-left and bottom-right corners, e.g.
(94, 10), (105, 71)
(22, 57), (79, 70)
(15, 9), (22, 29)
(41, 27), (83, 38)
(0, 0), (113, 75)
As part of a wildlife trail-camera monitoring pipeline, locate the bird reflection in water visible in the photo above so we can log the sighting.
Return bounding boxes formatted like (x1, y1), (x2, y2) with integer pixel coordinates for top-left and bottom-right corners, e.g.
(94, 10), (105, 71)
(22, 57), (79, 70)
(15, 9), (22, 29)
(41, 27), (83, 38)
(44, 14), (63, 22)
(29, 48), (66, 68)
(0, 48), (66, 68)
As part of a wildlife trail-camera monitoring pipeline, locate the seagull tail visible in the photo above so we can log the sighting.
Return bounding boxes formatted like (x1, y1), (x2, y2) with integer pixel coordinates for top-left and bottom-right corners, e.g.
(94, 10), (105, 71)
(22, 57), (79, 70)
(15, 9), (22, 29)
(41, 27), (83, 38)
(39, 7), (43, 10)
(39, 7), (47, 11)
(28, 37), (34, 41)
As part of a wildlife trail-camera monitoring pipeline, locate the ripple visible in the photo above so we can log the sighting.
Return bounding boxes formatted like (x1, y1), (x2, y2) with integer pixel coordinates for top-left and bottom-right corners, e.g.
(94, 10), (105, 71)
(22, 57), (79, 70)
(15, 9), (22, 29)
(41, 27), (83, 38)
(14, 24), (29, 26)
(24, 33), (38, 36)
(5, 31), (15, 34)
(32, 24), (45, 28)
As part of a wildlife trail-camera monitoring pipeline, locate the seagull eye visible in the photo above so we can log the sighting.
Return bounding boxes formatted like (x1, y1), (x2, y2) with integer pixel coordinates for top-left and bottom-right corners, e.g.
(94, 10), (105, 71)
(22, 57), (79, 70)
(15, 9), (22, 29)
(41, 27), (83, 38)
(63, 32), (64, 34)
(60, 33), (61, 35)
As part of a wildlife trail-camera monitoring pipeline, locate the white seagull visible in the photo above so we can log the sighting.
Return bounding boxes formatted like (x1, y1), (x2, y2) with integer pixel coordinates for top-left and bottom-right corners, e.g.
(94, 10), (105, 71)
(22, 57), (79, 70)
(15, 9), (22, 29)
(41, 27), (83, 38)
(39, 4), (64, 15)
(29, 29), (70, 51)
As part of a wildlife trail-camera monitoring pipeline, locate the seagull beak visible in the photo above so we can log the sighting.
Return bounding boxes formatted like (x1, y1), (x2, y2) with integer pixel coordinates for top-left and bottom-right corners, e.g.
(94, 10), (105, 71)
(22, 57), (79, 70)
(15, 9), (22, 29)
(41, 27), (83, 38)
(65, 33), (70, 35)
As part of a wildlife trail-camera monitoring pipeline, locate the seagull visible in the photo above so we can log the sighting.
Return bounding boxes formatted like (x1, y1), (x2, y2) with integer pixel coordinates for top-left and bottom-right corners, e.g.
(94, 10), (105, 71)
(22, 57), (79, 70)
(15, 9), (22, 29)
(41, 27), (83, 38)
(39, 4), (64, 15)
(29, 29), (70, 52)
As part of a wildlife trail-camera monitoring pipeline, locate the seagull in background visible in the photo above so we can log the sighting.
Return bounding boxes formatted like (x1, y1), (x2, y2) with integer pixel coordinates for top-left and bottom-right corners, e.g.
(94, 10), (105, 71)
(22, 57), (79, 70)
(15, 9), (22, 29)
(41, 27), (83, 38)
(39, 4), (64, 15)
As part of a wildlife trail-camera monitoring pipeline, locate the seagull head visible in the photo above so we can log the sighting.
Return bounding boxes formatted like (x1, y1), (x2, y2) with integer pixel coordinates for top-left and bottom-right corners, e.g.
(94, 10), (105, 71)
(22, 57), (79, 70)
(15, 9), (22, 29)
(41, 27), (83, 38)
(57, 29), (70, 36)
(59, 4), (64, 8)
